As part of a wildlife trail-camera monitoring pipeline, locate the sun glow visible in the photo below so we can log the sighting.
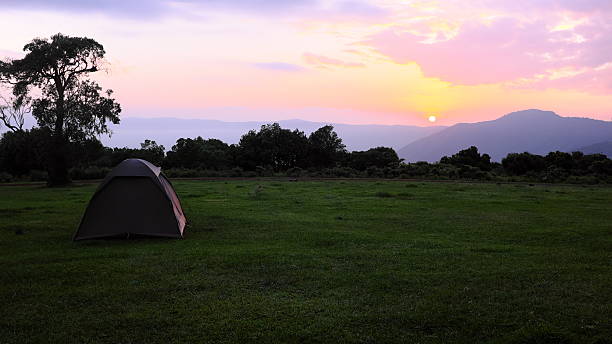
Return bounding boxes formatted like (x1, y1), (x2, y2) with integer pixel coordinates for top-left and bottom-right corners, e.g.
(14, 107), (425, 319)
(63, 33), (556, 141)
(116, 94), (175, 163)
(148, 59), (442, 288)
(428, 115), (437, 122)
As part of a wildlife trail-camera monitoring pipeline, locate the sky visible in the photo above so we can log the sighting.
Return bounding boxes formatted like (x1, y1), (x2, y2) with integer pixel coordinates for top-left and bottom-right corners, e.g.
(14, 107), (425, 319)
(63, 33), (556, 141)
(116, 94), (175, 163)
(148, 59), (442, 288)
(1, 0), (611, 126)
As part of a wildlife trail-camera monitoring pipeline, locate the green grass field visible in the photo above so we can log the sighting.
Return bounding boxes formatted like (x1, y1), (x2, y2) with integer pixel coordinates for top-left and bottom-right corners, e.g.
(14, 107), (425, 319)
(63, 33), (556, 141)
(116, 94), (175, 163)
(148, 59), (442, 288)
(1, 180), (611, 343)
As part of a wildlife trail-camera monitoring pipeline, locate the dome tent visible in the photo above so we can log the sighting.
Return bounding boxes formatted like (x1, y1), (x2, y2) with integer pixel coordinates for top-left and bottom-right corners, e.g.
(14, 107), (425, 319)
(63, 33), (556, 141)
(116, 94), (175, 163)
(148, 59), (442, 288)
(73, 159), (186, 240)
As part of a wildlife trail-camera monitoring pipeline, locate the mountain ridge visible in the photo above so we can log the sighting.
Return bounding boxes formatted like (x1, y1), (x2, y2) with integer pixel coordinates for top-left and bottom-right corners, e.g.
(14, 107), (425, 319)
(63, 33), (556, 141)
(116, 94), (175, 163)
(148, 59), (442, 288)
(398, 109), (612, 162)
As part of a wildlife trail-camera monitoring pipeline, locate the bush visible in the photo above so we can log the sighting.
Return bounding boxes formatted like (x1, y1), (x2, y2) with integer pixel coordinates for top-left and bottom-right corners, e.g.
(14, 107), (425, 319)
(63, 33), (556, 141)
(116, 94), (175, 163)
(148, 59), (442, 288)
(0, 172), (13, 183)
(229, 167), (243, 177)
(541, 166), (568, 183)
(565, 175), (601, 184)
(70, 166), (110, 180)
(29, 170), (48, 182)
(255, 165), (273, 177)
(286, 167), (303, 177)
(323, 167), (358, 178)
(366, 166), (384, 178)
(163, 168), (202, 178)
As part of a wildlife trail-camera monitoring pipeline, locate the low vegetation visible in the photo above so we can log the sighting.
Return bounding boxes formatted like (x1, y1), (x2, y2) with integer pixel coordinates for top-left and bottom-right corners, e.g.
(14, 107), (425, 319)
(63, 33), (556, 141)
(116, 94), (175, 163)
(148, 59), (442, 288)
(1, 180), (611, 343)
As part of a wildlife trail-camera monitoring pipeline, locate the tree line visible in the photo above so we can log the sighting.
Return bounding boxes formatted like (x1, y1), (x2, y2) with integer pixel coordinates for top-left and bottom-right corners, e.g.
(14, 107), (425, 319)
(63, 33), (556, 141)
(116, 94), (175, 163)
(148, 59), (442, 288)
(1, 123), (611, 184)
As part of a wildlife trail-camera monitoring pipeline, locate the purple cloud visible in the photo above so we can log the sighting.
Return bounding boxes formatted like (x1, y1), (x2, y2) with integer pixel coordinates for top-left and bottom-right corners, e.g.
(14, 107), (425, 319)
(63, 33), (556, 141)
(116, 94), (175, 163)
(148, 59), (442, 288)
(0, 0), (165, 18)
(315, 1), (389, 21)
(484, 0), (612, 14)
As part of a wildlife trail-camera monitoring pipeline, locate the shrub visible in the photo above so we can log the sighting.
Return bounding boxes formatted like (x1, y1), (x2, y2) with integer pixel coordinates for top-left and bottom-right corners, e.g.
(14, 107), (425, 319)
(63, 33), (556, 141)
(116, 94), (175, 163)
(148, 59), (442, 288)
(286, 167), (303, 177)
(29, 170), (48, 182)
(255, 165), (273, 177)
(229, 167), (243, 177)
(324, 167), (358, 178)
(366, 166), (384, 178)
(70, 166), (110, 180)
(541, 166), (568, 183)
(163, 168), (202, 178)
(0, 172), (13, 183)
(565, 175), (600, 184)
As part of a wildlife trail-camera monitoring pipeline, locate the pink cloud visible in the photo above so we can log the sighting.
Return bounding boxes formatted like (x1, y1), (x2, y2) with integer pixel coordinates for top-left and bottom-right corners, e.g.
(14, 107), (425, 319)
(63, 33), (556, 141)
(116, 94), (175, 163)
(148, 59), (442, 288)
(484, 0), (612, 14)
(366, 16), (612, 89)
(368, 19), (555, 84)
(302, 53), (365, 68)
(511, 63), (612, 93)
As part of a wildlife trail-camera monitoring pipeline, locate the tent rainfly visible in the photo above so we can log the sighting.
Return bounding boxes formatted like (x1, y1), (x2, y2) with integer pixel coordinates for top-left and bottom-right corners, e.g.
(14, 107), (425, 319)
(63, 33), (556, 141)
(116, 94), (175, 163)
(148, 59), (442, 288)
(73, 159), (186, 240)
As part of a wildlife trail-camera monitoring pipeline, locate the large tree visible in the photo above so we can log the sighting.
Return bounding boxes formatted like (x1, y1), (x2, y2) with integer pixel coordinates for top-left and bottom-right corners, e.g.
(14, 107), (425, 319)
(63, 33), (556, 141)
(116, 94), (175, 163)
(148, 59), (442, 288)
(0, 33), (121, 186)
(307, 125), (347, 168)
(238, 123), (309, 171)
(164, 137), (231, 170)
(440, 146), (492, 171)
(349, 147), (401, 171)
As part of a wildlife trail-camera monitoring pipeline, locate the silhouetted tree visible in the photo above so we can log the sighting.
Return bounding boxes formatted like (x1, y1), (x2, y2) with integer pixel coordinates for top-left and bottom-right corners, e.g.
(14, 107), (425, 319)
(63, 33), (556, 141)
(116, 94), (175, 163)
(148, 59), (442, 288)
(237, 123), (309, 171)
(164, 137), (231, 170)
(589, 157), (612, 175)
(0, 128), (49, 176)
(545, 151), (574, 171)
(0, 33), (121, 185)
(139, 140), (165, 166)
(349, 147), (401, 170)
(308, 125), (347, 168)
(69, 137), (106, 167)
(502, 152), (546, 175)
(440, 146), (492, 171)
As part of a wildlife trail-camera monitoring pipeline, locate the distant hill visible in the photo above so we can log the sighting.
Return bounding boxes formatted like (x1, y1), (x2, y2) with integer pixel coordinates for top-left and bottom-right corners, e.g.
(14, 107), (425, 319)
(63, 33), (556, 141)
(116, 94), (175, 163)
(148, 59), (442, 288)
(574, 141), (612, 157)
(398, 109), (612, 162)
(101, 117), (446, 152)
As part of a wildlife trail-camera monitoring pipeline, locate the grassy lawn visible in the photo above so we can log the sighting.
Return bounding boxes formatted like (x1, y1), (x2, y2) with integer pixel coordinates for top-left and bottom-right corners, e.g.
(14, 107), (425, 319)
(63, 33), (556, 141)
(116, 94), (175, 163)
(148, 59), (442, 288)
(0, 180), (611, 343)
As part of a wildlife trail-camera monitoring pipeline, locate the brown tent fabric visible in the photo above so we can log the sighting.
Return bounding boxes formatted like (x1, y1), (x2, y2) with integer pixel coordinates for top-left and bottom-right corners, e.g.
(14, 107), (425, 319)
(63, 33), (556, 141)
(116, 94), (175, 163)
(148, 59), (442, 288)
(73, 159), (186, 240)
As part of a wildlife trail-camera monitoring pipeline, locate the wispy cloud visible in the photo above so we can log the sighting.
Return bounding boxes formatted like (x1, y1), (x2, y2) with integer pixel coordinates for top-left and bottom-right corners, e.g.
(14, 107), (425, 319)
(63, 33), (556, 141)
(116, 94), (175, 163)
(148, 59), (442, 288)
(0, 0), (316, 19)
(253, 62), (306, 72)
(303, 53), (365, 68)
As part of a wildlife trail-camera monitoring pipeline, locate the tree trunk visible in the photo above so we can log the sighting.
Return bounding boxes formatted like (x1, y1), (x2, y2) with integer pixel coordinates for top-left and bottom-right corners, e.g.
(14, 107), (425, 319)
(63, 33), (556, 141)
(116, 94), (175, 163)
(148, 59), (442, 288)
(47, 85), (70, 186)
(47, 134), (70, 186)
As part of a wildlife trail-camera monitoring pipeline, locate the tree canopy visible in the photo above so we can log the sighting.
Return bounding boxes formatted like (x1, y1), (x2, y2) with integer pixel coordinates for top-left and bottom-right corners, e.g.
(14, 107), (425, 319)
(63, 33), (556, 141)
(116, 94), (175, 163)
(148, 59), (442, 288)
(238, 123), (309, 171)
(440, 146), (492, 171)
(308, 125), (347, 168)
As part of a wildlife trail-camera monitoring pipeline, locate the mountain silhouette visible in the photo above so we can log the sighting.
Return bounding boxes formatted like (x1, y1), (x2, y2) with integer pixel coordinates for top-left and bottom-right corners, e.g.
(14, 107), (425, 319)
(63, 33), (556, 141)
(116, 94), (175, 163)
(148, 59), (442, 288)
(574, 141), (612, 157)
(398, 109), (612, 162)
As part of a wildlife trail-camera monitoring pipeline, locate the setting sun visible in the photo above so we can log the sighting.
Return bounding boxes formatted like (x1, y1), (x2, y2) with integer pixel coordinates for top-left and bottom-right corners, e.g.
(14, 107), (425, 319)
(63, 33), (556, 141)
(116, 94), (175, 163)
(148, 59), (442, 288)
(428, 115), (437, 123)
